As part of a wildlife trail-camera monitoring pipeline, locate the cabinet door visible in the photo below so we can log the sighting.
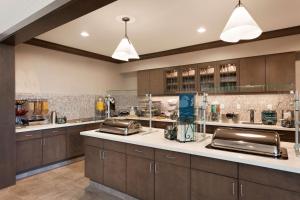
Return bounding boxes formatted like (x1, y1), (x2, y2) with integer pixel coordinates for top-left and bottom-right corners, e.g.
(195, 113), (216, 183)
(67, 126), (85, 158)
(16, 139), (43, 173)
(239, 180), (300, 200)
(155, 162), (190, 200)
(43, 134), (67, 165)
(85, 145), (104, 183)
(127, 155), (154, 200)
(149, 69), (164, 95)
(216, 60), (240, 93)
(266, 52), (295, 92)
(240, 56), (266, 92)
(103, 150), (126, 192)
(191, 169), (238, 200)
(137, 70), (150, 96)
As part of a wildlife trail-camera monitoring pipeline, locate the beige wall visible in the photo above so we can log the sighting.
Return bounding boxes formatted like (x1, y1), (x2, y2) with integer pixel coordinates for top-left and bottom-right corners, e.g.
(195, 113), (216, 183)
(120, 34), (300, 90)
(15, 44), (123, 95)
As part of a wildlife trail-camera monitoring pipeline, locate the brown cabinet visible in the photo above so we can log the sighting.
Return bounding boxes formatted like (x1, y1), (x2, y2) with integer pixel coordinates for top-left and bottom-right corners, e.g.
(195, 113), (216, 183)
(67, 125), (85, 158)
(239, 180), (300, 200)
(137, 69), (164, 96)
(179, 65), (197, 93)
(165, 68), (180, 94)
(42, 130), (67, 165)
(137, 70), (150, 96)
(16, 132), (43, 173)
(266, 52), (295, 92)
(216, 59), (240, 93)
(198, 63), (217, 93)
(103, 150), (126, 192)
(149, 69), (164, 95)
(240, 56), (266, 92)
(191, 170), (238, 200)
(85, 145), (104, 183)
(155, 162), (190, 200)
(127, 155), (154, 200)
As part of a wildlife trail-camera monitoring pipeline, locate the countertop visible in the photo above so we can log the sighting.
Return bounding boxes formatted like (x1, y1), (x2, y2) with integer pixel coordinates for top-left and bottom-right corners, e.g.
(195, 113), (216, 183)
(16, 120), (104, 133)
(114, 116), (295, 131)
(81, 127), (300, 174)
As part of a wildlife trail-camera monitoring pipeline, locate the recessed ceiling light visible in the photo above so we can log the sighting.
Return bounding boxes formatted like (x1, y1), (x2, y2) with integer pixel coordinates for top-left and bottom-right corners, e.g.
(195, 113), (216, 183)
(197, 27), (206, 33)
(80, 31), (90, 37)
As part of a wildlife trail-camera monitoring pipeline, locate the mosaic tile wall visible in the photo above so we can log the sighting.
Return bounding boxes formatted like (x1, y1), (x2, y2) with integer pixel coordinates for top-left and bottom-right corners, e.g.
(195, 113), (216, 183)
(152, 94), (294, 122)
(16, 92), (139, 120)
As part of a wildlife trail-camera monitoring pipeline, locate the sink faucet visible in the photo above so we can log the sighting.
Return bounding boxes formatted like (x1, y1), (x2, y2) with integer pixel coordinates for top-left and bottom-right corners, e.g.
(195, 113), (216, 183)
(248, 109), (255, 124)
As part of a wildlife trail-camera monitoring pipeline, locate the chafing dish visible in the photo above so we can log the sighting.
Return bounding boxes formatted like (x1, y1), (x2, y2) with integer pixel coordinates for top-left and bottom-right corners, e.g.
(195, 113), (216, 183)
(209, 128), (288, 159)
(98, 119), (141, 136)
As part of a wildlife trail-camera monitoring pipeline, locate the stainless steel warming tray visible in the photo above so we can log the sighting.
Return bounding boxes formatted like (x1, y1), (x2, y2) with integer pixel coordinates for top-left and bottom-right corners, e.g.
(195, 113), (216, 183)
(97, 119), (141, 136)
(208, 128), (288, 159)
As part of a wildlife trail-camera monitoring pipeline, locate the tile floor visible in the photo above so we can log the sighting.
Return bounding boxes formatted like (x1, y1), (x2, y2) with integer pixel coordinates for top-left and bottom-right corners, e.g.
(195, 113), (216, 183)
(0, 161), (121, 200)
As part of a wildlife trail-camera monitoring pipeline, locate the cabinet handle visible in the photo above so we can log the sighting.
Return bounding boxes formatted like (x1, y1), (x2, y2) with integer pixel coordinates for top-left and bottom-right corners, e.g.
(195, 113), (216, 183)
(52, 130), (59, 133)
(134, 149), (143, 153)
(25, 134), (33, 137)
(154, 163), (159, 174)
(43, 139), (46, 145)
(149, 162), (153, 173)
(165, 155), (176, 159)
(232, 182), (235, 196)
(240, 183), (244, 197)
(102, 151), (105, 160)
(99, 150), (102, 160)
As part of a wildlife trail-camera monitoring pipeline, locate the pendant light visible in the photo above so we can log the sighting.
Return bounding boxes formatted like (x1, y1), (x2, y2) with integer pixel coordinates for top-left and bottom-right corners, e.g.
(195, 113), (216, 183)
(112, 17), (139, 61)
(220, 0), (262, 43)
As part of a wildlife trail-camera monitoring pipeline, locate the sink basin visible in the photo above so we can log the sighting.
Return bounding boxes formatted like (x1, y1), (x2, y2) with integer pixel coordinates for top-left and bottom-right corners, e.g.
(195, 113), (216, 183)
(241, 121), (263, 125)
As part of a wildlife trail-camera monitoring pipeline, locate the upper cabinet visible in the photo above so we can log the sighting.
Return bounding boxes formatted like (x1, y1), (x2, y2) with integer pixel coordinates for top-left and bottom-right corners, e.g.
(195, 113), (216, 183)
(137, 69), (164, 96)
(266, 52), (296, 92)
(165, 68), (180, 95)
(179, 65), (197, 93)
(216, 60), (240, 93)
(198, 63), (216, 93)
(240, 56), (266, 93)
(136, 52), (296, 95)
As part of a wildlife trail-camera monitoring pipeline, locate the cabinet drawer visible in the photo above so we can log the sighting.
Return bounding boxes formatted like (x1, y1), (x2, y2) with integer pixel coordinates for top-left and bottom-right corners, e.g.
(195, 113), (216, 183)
(239, 164), (300, 193)
(68, 125), (86, 132)
(104, 140), (126, 153)
(84, 137), (104, 148)
(16, 131), (42, 142)
(155, 149), (190, 168)
(191, 156), (238, 178)
(86, 123), (101, 131)
(126, 144), (154, 160)
(42, 128), (66, 137)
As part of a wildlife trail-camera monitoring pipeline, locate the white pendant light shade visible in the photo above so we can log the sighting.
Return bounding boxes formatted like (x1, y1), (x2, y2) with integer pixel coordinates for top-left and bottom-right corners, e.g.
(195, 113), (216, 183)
(220, 5), (262, 43)
(112, 17), (139, 61)
(112, 37), (140, 61)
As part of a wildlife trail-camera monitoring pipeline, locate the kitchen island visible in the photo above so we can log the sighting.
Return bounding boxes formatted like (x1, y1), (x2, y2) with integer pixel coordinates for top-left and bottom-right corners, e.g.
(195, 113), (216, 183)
(81, 127), (300, 200)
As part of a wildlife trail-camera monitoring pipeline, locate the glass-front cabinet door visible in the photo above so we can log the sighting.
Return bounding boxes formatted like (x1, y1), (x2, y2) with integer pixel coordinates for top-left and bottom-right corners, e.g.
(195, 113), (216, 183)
(165, 68), (179, 94)
(179, 65), (197, 93)
(217, 60), (240, 93)
(198, 64), (216, 93)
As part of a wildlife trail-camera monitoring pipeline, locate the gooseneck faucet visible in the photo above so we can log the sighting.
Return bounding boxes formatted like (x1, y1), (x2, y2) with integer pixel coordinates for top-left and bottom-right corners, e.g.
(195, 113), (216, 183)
(248, 109), (255, 124)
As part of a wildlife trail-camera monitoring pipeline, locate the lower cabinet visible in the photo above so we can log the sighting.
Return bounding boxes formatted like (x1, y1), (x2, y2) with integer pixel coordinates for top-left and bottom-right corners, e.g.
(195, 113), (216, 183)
(85, 145), (104, 183)
(126, 155), (154, 200)
(155, 162), (190, 200)
(191, 169), (238, 200)
(239, 180), (300, 200)
(43, 133), (67, 165)
(67, 125), (86, 158)
(16, 137), (43, 173)
(103, 150), (126, 193)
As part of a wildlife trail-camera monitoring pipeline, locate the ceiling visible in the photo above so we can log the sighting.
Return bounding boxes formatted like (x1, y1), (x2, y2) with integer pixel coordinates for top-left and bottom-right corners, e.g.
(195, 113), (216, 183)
(36, 0), (300, 57)
(0, 0), (70, 41)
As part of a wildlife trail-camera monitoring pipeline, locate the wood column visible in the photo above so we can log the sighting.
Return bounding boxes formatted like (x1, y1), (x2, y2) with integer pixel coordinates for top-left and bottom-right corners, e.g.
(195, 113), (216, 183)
(0, 44), (16, 189)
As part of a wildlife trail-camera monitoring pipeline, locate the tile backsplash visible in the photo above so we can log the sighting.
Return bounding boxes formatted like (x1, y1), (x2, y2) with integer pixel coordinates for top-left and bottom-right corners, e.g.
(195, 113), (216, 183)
(16, 92), (294, 122)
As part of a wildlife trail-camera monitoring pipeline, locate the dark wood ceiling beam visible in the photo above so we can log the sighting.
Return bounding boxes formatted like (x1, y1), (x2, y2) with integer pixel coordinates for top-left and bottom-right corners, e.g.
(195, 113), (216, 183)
(138, 25), (300, 61)
(26, 38), (121, 63)
(2, 0), (117, 45)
